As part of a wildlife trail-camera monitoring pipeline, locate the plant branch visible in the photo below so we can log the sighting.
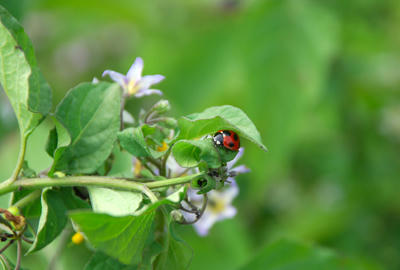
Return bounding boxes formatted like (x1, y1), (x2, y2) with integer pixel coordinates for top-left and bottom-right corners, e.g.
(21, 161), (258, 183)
(14, 238), (21, 270)
(2, 137), (28, 187)
(0, 173), (204, 198)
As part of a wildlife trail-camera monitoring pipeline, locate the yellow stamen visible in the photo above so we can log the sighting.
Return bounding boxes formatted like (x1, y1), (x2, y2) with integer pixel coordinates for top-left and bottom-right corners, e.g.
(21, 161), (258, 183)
(127, 80), (139, 95)
(72, 231), (84, 245)
(134, 159), (142, 176)
(208, 199), (226, 214)
(157, 142), (168, 152)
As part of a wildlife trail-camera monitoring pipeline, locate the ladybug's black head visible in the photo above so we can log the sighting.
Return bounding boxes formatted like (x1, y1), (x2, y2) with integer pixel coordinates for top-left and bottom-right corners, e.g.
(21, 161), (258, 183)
(213, 131), (224, 146)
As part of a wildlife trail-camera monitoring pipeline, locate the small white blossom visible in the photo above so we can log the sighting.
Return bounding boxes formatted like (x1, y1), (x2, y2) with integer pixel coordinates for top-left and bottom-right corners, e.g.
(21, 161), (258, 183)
(190, 183), (239, 236)
(102, 57), (164, 97)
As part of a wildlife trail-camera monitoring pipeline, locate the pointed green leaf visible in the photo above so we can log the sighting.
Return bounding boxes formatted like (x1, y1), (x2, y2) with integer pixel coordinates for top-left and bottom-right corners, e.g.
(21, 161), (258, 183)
(70, 200), (174, 265)
(70, 210), (154, 265)
(0, 6), (51, 137)
(118, 127), (150, 157)
(118, 126), (165, 159)
(27, 188), (68, 253)
(154, 224), (192, 270)
(172, 138), (237, 168)
(178, 105), (267, 151)
(50, 82), (121, 175)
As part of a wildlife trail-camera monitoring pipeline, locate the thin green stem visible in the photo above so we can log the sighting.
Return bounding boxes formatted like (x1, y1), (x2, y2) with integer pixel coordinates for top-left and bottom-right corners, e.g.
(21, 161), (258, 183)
(0, 173), (204, 198)
(14, 238), (21, 270)
(145, 173), (203, 189)
(13, 190), (41, 209)
(160, 146), (172, 177)
(3, 137), (27, 187)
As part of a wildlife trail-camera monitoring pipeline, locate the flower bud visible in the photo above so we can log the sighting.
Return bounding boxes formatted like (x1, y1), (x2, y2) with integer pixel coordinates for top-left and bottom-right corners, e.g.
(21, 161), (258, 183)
(160, 117), (177, 128)
(152, 100), (170, 114)
(7, 206), (20, 217)
(171, 210), (184, 223)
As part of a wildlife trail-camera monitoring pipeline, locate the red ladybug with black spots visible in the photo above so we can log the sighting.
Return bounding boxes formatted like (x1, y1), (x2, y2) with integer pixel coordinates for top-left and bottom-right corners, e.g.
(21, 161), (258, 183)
(213, 130), (240, 151)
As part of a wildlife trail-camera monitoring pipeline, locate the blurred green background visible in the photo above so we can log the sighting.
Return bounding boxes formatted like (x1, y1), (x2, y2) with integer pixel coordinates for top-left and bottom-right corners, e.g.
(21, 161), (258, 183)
(1, 0), (399, 269)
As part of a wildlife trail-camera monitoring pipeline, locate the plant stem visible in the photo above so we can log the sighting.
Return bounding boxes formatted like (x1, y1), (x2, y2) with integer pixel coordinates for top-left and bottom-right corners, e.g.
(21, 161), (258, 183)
(0, 173), (204, 197)
(160, 146), (172, 177)
(14, 238), (21, 270)
(0, 240), (14, 254)
(2, 137), (27, 187)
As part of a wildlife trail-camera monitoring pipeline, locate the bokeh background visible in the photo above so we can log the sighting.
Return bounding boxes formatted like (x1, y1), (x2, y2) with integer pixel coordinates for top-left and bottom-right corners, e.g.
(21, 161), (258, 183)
(1, 0), (400, 269)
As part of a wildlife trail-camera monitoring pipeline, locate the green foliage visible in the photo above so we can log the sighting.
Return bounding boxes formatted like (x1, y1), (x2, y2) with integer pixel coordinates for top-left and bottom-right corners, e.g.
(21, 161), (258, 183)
(177, 105), (267, 151)
(118, 127), (152, 158)
(154, 224), (192, 270)
(28, 188), (68, 253)
(0, 6), (50, 137)
(84, 252), (136, 270)
(70, 205), (158, 265)
(49, 82), (121, 175)
(88, 187), (143, 216)
(172, 139), (221, 168)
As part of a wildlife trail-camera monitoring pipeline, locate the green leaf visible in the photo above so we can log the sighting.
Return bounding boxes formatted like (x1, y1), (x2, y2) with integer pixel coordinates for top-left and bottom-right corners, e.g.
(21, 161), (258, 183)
(171, 139), (222, 168)
(50, 82), (121, 175)
(60, 187), (90, 210)
(177, 105), (267, 151)
(118, 127), (150, 157)
(84, 252), (136, 270)
(118, 126), (165, 159)
(238, 239), (344, 270)
(0, 6), (51, 137)
(154, 224), (192, 270)
(88, 187), (143, 216)
(27, 188), (68, 253)
(70, 201), (170, 265)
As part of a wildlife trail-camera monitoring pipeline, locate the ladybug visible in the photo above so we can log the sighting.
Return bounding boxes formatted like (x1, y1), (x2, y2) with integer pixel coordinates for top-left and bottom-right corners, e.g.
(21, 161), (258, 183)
(213, 130), (240, 151)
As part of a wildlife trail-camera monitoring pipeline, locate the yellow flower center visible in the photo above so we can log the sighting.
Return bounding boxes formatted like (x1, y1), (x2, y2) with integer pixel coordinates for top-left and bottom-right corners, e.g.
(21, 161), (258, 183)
(208, 198), (226, 214)
(72, 232), (84, 245)
(157, 142), (168, 152)
(134, 160), (142, 176)
(127, 79), (139, 95)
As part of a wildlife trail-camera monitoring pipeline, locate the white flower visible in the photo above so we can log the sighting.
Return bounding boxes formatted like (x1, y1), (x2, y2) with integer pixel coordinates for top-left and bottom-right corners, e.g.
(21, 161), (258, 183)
(102, 57), (165, 97)
(185, 183), (239, 236)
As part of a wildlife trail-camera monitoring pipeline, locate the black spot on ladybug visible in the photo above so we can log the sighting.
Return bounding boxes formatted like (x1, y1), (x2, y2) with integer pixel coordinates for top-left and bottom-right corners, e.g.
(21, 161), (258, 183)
(229, 142), (234, 148)
(223, 130), (231, 136)
(233, 134), (238, 141)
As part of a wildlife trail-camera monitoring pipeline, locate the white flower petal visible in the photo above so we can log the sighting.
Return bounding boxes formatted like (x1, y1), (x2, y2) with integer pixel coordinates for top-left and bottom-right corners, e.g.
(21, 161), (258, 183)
(194, 211), (217, 236)
(138, 75), (165, 90)
(230, 165), (250, 175)
(227, 147), (245, 169)
(102, 70), (127, 87)
(217, 205), (237, 221)
(221, 183), (239, 202)
(127, 57), (144, 82)
(134, 89), (163, 98)
(92, 77), (99, 84)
